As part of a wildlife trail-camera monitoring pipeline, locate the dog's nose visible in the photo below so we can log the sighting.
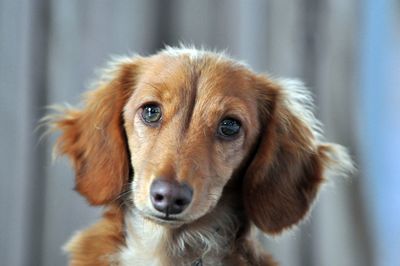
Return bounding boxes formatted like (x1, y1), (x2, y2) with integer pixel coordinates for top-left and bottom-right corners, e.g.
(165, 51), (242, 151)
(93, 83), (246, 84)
(150, 179), (193, 215)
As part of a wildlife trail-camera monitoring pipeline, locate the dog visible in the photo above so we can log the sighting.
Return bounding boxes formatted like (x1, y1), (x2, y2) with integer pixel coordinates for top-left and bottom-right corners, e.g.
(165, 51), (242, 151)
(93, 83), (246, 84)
(49, 46), (353, 265)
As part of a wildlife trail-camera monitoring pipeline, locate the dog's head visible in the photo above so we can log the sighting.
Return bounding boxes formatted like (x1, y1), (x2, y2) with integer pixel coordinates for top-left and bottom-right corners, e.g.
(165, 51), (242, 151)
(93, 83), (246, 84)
(52, 47), (352, 234)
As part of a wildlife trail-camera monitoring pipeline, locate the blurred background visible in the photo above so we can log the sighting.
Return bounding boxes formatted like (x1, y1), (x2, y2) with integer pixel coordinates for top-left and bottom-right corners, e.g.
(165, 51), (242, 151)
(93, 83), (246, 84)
(0, 0), (399, 265)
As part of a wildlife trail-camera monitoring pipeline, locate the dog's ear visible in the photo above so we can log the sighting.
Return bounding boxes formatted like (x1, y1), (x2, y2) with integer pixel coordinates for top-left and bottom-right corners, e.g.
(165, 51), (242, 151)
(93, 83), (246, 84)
(244, 77), (353, 234)
(50, 57), (142, 205)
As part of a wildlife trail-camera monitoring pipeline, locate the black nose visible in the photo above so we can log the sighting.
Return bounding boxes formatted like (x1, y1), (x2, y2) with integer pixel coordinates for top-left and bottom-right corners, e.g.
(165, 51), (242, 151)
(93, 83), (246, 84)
(150, 179), (193, 215)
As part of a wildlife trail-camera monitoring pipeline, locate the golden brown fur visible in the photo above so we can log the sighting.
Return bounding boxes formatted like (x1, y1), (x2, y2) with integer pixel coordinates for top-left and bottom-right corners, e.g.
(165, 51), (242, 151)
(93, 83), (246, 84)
(49, 47), (352, 265)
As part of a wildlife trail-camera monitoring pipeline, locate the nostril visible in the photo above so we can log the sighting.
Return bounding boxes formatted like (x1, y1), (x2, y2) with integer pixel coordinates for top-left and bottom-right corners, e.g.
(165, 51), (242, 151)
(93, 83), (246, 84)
(174, 198), (185, 207)
(154, 194), (164, 202)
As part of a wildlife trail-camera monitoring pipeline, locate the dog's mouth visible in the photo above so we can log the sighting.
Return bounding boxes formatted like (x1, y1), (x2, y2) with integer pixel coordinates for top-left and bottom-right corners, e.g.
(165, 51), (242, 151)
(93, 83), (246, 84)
(139, 210), (186, 226)
(153, 215), (180, 222)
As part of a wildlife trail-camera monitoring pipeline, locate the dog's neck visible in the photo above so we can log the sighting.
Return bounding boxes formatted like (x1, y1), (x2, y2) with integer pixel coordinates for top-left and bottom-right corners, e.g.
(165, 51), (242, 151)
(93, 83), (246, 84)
(119, 199), (242, 266)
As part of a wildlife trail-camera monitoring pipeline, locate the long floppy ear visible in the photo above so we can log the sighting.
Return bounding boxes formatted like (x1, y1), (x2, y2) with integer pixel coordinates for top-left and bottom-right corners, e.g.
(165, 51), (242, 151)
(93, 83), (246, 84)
(244, 77), (353, 234)
(50, 57), (141, 205)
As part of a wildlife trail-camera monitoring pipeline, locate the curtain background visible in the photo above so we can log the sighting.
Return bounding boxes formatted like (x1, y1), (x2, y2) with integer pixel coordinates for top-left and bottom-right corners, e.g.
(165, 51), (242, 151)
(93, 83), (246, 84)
(1, 1), (399, 266)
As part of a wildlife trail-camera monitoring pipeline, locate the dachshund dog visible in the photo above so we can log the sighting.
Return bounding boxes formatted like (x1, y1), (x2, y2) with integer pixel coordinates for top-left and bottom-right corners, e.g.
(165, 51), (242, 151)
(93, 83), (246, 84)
(50, 46), (353, 266)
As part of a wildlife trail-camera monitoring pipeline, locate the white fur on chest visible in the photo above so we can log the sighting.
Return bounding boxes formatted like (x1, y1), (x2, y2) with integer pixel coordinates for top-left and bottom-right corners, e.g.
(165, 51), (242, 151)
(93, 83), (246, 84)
(118, 207), (238, 266)
(119, 212), (167, 266)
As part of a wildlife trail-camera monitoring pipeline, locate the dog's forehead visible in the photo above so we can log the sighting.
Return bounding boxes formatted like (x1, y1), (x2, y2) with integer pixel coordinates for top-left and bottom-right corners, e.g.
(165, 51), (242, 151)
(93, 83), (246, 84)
(138, 53), (256, 103)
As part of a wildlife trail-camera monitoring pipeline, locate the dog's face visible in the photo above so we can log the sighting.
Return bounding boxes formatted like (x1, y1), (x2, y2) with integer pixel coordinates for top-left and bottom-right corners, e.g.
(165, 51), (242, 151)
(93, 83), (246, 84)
(52, 48), (352, 234)
(123, 54), (262, 224)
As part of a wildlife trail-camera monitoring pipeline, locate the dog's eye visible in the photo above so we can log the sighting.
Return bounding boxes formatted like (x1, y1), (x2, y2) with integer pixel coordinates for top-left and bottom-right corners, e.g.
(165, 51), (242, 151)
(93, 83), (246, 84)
(218, 118), (241, 138)
(142, 104), (162, 124)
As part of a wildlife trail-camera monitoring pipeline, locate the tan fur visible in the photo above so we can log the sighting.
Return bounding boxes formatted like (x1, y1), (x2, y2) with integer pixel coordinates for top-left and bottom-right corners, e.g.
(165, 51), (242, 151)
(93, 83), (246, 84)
(64, 206), (124, 266)
(50, 47), (352, 265)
